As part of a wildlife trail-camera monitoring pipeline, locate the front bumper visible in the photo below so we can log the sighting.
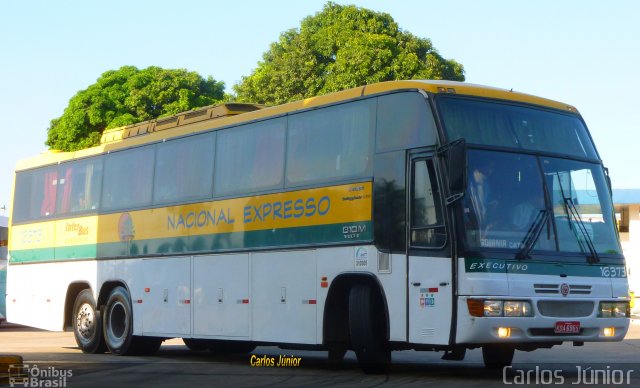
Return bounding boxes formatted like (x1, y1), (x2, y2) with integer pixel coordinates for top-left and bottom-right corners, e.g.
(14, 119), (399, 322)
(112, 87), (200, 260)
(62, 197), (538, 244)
(456, 296), (630, 344)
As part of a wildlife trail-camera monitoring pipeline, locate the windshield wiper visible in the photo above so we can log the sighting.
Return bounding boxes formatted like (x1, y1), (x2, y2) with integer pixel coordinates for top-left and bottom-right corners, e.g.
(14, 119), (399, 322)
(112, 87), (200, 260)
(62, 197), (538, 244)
(563, 197), (600, 264)
(516, 209), (549, 260)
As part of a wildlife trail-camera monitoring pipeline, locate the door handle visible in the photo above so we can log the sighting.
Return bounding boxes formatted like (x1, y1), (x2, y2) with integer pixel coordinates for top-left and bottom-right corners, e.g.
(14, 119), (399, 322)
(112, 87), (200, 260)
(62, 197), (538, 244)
(411, 282), (421, 287)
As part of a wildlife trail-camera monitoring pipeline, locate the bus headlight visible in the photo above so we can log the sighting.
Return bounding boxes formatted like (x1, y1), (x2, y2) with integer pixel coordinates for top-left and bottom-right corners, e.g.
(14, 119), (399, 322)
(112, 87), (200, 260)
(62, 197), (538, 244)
(504, 301), (533, 317)
(467, 299), (533, 317)
(599, 302), (630, 318)
(483, 300), (503, 317)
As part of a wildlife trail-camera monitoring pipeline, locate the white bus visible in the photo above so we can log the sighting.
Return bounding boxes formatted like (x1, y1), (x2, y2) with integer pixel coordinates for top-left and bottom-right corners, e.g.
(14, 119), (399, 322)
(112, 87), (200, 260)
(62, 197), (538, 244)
(7, 81), (629, 373)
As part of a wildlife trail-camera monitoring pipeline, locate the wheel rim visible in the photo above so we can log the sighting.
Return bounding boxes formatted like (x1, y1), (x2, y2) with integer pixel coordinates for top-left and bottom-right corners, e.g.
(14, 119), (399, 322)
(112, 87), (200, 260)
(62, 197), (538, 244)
(75, 302), (95, 342)
(107, 301), (128, 345)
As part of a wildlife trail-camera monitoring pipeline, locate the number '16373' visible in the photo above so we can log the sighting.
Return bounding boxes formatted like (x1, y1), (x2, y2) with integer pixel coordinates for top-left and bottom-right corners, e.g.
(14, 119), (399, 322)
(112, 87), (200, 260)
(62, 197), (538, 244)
(600, 266), (626, 278)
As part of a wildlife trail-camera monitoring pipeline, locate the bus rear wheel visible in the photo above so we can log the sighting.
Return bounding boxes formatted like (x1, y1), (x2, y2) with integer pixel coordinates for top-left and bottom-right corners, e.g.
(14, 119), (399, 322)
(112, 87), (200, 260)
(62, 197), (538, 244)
(72, 289), (106, 354)
(349, 284), (390, 374)
(103, 286), (162, 355)
(482, 345), (515, 368)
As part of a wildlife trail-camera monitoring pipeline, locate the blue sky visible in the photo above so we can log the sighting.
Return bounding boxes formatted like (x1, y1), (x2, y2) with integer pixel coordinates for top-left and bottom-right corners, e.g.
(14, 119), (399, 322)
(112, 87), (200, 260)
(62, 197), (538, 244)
(1, 0), (638, 215)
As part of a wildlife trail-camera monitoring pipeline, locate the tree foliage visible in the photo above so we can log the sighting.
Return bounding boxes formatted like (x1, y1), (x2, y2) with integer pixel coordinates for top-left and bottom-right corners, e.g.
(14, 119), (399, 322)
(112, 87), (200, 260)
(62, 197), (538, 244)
(46, 66), (225, 151)
(234, 2), (465, 105)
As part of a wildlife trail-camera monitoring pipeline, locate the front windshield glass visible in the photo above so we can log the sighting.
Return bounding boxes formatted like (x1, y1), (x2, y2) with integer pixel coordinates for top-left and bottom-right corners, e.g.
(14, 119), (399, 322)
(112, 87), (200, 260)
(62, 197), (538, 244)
(541, 157), (621, 255)
(438, 97), (598, 159)
(464, 150), (621, 257)
(464, 150), (551, 251)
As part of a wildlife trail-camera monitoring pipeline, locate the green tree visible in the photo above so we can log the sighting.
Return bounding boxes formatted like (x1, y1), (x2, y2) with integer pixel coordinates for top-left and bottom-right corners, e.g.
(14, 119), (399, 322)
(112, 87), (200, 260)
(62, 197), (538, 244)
(46, 66), (225, 151)
(234, 2), (464, 105)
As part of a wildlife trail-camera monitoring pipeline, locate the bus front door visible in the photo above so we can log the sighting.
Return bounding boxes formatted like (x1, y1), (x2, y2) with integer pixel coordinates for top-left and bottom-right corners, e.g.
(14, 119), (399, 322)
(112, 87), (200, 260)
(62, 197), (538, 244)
(407, 156), (453, 345)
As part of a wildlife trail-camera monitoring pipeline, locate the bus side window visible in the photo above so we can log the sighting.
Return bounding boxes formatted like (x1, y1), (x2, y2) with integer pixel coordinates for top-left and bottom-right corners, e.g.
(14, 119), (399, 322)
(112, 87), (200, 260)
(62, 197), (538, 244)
(57, 159), (103, 215)
(102, 146), (154, 211)
(286, 99), (374, 187)
(411, 159), (446, 248)
(12, 166), (59, 223)
(154, 133), (215, 204)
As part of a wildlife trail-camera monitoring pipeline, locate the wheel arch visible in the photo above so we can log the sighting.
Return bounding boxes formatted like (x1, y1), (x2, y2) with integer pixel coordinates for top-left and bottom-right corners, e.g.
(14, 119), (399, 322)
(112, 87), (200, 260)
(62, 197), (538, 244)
(98, 279), (131, 308)
(322, 272), (390, 346)
(63, 281), (92, 330)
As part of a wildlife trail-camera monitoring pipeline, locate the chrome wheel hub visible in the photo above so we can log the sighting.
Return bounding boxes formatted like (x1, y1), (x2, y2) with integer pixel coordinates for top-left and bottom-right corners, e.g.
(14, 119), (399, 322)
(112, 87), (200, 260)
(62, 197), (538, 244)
(76, 303), (95, 340)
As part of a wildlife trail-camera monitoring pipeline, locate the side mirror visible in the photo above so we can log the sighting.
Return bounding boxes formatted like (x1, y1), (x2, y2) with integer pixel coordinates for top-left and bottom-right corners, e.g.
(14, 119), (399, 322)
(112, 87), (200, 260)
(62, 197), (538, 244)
(438, 138), (467, 205)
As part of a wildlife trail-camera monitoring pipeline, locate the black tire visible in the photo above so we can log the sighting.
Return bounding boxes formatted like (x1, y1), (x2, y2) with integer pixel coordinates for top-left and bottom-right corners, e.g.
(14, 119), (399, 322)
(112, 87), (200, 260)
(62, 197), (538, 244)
(72, 289), (106, 354)
(135, 337), (163, 355)
(183, 338), (211, 351)
(208, 340), (256, 354)
(327, 346), (347, 365)
(349, 284), (390, 374)
(103, 286), (135, 355)
(482, 345), (515, 369)
(103, 286), (161, 355)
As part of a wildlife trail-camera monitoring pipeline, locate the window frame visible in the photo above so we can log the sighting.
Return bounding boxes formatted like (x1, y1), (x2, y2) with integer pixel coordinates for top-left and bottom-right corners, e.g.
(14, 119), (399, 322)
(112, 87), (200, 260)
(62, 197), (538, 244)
(214, 117), (286, 197)
(284, 98), (375, 189)
(409, 155), (447, 250)
(56, 157), (104, 217)
(153, 132), (216, 206)
(101, 144), (156, 212)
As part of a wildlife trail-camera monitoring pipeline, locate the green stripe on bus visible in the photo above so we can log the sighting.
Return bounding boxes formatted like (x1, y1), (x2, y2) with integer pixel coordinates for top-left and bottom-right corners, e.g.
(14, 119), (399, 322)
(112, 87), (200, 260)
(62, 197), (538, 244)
(464, 257), (626, 278)
(9, 221), (372, 263)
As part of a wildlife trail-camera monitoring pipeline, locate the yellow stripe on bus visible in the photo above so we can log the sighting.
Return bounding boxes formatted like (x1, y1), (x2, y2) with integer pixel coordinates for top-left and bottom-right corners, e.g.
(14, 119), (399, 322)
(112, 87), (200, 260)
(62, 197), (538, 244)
(10, 182), (372, 250)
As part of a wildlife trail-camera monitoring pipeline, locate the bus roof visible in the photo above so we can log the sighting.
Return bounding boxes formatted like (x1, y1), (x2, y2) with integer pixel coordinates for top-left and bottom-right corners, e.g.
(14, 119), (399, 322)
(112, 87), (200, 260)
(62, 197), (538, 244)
(16, 80), (578, 171)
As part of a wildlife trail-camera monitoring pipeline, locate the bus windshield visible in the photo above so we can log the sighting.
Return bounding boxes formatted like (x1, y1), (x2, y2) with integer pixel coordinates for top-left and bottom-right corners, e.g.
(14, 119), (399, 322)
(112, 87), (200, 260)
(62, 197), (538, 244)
(463, 149), (621, 258)
(438, 96), (597, 159)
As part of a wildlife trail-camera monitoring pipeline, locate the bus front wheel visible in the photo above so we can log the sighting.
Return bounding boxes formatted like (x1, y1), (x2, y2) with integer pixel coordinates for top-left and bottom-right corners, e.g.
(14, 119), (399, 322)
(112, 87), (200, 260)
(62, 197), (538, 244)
(482, 345), (515, 368)
(348, 284), (390, 374)
(72, 289), (106, 354)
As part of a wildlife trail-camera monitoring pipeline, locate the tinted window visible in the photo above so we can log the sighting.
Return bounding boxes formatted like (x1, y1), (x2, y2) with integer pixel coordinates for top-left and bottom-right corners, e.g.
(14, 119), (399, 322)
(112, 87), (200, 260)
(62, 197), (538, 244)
(543, 157), (621, 255)
(57, 158), (102, 215)
(155, 133), (215, 204)
(374, 150), (406, 252)
(102, 146), (155, 211)
(438, 97), (597, 159)
(376, 92), (436, 152)
(286, 99), (374, 186)
(215, 118), (285, 195)
(12, 166), (58, 223)
(411, 159), (446, 247)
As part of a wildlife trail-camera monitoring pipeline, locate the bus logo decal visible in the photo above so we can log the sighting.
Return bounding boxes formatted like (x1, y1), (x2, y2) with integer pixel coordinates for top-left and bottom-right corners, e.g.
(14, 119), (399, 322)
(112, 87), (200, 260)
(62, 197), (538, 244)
(118, 213), (135, 242)
(343, 224), (366, 239)
(355, 247), (368, 267)
(560, 283), (570, 297)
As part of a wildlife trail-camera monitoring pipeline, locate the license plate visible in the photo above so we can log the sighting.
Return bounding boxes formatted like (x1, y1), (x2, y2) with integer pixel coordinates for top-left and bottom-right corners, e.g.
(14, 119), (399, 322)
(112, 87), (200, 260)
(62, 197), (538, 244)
(554, 321), (581, 334)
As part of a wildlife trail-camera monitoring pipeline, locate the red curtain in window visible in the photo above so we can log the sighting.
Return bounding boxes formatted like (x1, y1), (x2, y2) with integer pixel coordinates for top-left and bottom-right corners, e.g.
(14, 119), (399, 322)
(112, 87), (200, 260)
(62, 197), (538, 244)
(59, 168), (74, 213)
(40, 171), (58, 216)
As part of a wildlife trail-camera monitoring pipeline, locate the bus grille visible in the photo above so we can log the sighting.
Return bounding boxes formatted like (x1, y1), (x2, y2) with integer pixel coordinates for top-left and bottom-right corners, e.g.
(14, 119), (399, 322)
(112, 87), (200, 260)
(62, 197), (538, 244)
(534, 284), (592, 295)
(537, 301), (594, 317)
